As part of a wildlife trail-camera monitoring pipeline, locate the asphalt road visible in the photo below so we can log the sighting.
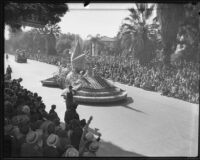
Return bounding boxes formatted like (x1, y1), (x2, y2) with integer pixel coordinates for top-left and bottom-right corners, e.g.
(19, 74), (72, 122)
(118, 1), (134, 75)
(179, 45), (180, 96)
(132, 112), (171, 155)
(5, 55), (199, 157)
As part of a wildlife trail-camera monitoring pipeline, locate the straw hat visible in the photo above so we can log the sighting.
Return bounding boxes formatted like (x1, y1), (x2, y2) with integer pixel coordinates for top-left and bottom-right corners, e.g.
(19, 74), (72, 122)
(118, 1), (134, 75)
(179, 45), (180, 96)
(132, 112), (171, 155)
(82, 151), (96, 157)
(64, 147), (79, 157)
(85, 132), (95, 142)
(89, 141), (99, 152)
(22, 105), (30, 114)
(26, 131), (39, 144)
(46, 134), (59, 147)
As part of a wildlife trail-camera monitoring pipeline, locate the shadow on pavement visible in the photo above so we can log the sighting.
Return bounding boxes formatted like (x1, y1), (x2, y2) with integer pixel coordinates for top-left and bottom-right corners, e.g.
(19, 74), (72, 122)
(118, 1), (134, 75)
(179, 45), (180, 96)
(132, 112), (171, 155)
(79, 96), (134, 107)
(97, 140), (145, 157)
(79, 97), (146, 114)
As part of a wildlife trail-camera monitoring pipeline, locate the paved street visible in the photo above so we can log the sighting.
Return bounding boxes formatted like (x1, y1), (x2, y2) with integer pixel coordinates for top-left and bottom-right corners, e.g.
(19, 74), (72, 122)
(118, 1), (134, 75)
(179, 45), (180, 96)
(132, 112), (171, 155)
(5, 55), (198, 157)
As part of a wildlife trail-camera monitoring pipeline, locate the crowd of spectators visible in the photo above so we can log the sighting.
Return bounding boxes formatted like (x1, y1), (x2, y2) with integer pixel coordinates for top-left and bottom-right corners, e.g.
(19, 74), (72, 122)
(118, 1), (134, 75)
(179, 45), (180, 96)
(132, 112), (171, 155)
(4, 69), (101, 157)
(9, 51), (199, 104)
(89, 56), (199, 104)
(26, 52), (70, 67)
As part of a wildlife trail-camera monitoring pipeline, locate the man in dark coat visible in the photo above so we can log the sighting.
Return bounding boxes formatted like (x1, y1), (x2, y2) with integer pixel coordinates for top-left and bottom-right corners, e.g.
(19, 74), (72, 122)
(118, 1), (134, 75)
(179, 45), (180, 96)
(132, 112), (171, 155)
(6, 65), (12, 75)
(65, 86), (75, 110)
(48, 104), (60, 122)
(6, 65), (12, 80)
(64, 103), (80, 125)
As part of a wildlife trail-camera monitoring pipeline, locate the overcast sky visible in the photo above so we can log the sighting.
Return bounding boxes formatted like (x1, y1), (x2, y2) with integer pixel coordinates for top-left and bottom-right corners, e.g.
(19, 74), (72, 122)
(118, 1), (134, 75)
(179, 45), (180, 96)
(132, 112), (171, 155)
(5, 3), (156, 40)
(58, 3), (133, 39)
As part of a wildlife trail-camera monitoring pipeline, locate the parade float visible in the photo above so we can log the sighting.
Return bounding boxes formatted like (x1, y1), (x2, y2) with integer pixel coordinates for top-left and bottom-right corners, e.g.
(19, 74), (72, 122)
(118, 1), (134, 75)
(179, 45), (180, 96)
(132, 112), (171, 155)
(41, 40), (127, 103)
(15, 50), (27, 63)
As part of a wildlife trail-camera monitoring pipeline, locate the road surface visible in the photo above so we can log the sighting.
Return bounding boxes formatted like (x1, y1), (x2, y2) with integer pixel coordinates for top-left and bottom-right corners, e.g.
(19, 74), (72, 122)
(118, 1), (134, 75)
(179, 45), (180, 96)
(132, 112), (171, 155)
(4, 55), (199, 157)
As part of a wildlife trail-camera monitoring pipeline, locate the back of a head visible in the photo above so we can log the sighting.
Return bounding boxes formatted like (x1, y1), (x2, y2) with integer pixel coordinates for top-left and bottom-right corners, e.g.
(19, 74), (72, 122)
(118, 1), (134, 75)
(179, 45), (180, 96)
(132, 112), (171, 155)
(19, 124), (30, 135)
(47, 123), (55, 135)
(51, 105), (56, 110)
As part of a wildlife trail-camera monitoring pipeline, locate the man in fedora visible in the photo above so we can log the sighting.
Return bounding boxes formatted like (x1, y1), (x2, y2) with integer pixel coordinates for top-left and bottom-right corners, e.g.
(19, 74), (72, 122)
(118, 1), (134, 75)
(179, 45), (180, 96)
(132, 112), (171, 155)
(21, 131), (43, 157)
(63, 146), (79, 157)
(82, 141), (100, 157)
(43, 134), (60, 157)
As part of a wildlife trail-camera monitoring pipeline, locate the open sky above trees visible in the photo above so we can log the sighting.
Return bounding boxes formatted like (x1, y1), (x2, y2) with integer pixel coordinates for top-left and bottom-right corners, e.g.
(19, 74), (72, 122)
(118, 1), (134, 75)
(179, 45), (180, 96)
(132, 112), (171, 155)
(4, 3), (156, 40)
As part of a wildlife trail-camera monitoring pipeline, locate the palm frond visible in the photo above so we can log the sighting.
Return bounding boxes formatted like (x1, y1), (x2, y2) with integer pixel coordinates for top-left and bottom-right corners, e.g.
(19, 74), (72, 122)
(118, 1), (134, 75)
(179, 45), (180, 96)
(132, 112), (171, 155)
(136, 3), (146, 14)
(144, 4), (155, 20)
(128, 8), (140, 21)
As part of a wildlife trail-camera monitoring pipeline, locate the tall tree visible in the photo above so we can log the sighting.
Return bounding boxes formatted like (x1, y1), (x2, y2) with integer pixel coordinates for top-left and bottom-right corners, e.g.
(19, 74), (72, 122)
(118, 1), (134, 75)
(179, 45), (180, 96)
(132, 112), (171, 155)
(38, 23), (61, 55)
(5, 3), (68, 32)
(119, 3), (159, 64)
(177, 3), (200, 62)
(5, 3), (68, 55)
(156, 4), (185, 65)
(56, 33), (76, 54)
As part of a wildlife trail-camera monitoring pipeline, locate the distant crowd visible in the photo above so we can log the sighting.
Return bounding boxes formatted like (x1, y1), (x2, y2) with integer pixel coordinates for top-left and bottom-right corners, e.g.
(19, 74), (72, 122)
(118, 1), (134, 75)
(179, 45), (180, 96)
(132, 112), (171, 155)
(90, 56), (199, 104)
(4, 65), (101, 157)
(8, 51), (199, 104)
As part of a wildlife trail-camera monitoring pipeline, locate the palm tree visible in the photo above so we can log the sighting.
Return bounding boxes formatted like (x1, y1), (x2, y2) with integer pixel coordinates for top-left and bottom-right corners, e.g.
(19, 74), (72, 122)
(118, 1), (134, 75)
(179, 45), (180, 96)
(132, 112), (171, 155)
(119, 3), (159, 64)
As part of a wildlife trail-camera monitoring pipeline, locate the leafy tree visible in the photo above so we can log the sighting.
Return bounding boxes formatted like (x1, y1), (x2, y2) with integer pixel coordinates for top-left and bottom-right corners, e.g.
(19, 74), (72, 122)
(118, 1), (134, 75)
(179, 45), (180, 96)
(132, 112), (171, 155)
(119, 3), (160, 65)
(5, 3), (68, 32)
(5, 3), (68, 55)
(56, 33), (76, 54)
(37, 23), (61, 55)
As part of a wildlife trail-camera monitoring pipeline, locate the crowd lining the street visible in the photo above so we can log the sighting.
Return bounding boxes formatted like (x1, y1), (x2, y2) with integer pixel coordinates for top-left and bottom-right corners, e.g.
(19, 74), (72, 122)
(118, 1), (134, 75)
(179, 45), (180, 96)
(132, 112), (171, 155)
(4, 50), (199, 157)
(4, 65), (101, 157)
(11, 51), (199, 104)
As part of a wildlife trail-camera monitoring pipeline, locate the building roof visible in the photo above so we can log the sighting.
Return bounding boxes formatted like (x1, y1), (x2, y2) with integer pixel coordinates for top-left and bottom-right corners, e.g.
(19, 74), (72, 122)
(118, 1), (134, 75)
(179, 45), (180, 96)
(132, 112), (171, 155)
(100, 36), (116, 42)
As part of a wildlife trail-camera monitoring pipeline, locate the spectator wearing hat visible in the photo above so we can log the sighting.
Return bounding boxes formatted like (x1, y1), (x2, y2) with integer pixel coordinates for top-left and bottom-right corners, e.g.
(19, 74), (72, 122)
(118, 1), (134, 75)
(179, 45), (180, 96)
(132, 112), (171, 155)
(16, 124), (30, 156)
(48, 104), (60, 122)
(81, 132), (95, 153)
(6, 65), (12, 80)
(65, 85), (75, 110)
(63, 146), (79, 157)
(4, 124), (18, 157)
(80, 119), (86, 129)
(22, 105), (30, 115)
(4, 101), (15, 119)
(56, 130), (71, 156)
(64, 103), (80, 125)
(21, 131), (43, 157)
(82, 141), (99, 157)
(43, 134), (60, 157)
(70, 125), (83, 150)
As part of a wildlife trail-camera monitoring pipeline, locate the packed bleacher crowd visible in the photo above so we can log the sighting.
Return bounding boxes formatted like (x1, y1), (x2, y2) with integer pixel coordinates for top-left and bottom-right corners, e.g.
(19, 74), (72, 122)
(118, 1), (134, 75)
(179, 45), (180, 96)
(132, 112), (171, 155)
(8, 50), (199, 104)
(26, 52), (70, 67)
(90, 56), (199, 104)
(22, 51), (200, 103)
(4, 65), (101, 157)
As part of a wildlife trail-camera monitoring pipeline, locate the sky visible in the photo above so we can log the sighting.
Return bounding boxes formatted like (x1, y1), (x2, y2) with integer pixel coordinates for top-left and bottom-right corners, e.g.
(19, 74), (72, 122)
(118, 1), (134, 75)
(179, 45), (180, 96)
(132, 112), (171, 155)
(58, 3), (133, 39)
(4, 3), (156, 40)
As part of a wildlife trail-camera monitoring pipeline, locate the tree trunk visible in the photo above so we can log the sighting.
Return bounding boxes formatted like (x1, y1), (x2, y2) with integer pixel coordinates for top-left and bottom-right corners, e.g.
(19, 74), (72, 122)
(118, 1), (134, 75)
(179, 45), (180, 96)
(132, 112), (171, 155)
(157, 4), (185, 66)
(45, 33), (57, 55)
